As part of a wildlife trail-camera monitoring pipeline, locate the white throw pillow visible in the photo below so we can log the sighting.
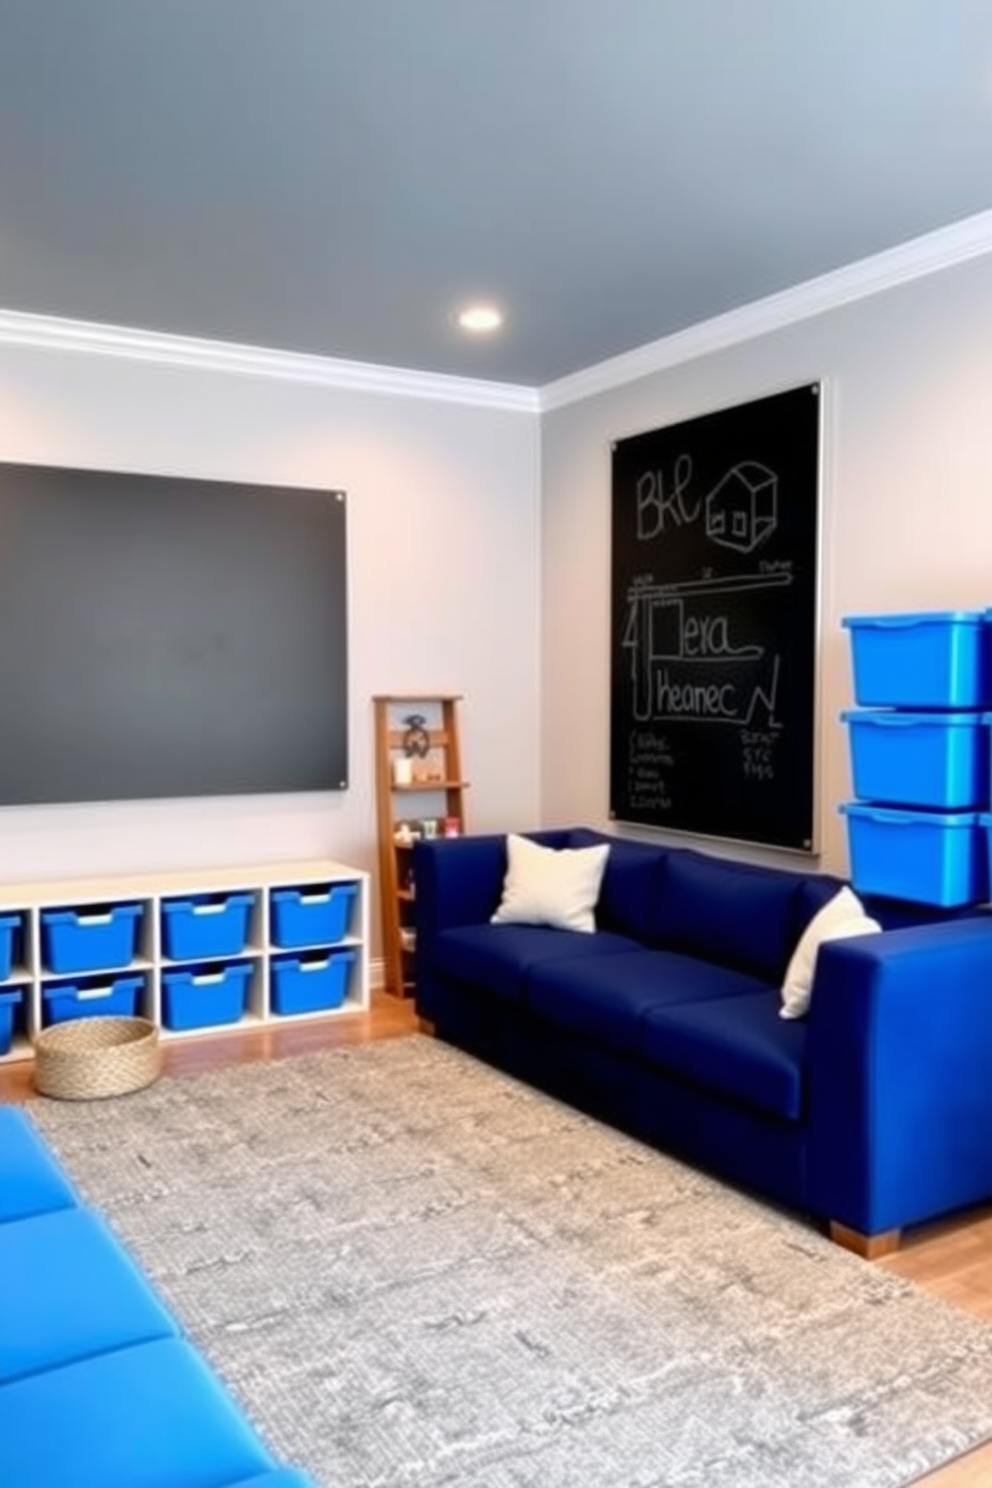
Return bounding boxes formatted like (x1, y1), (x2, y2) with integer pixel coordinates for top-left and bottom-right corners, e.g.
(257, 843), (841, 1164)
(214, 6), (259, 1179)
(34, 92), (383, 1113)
(780, 886), (881, 1019)
(491, 833), (610, 934)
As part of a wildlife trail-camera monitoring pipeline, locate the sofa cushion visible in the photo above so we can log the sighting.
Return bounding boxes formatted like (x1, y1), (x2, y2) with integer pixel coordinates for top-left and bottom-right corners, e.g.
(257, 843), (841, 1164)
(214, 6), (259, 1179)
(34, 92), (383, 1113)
(649, 850), (803, 982)
(527, 950), (769, 1056)
(0, 1206), (178, 1383)
(491, 833), (610, 933)
(792, 873), (847, 939)
(641, 989), (807, 1120)
(568, 830), (669, 942)
(0, 1107), (78, 1224)
(0, 1337), (274, 1488)
(433, 923), (639, 1003)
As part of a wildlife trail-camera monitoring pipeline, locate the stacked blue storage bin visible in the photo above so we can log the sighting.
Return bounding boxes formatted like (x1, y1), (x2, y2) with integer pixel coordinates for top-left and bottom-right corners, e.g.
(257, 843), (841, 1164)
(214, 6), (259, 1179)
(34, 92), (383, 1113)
(160, 893), (256, 961)
(160, 961), (253, 1031)
(0, 912), (24, 1055)
(840, 610), (992, 907)
(41, 903), (144, 974)
(42, 974), (146, 1027)
(268, 881), (358, 1015)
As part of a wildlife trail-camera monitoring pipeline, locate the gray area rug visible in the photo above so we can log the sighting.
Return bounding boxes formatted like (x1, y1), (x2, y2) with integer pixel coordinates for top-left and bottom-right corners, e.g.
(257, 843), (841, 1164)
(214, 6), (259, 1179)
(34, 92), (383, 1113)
(30, 1035), (992, 1488)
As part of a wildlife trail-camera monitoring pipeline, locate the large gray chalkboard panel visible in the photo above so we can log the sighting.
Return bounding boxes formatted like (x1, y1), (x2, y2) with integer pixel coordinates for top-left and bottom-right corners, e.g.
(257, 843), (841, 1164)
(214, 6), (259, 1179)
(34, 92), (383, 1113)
(610, 385), (820, 851)
(0, 462), (348, 805)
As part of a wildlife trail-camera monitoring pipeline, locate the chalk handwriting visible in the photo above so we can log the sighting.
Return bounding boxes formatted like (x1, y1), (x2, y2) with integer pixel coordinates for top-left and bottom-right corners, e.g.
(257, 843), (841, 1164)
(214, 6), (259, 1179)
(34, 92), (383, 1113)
(740, 727), (780, 781)
(621, 573), (790, 726)
(636, 455), (696, 539)
(627, 730), (674, 812)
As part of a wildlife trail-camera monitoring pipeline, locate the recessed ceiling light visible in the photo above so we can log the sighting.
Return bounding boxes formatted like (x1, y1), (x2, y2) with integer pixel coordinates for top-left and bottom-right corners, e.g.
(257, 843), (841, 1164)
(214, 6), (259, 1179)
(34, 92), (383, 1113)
(456, 304), (503, 333)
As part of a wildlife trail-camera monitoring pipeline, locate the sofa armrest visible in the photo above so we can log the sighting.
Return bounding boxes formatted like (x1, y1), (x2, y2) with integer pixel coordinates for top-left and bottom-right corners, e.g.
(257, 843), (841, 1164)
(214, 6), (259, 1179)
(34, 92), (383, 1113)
(413, 829), (579, 944)
(806, 914), (992, 1236)
(413, 833), (510, 943)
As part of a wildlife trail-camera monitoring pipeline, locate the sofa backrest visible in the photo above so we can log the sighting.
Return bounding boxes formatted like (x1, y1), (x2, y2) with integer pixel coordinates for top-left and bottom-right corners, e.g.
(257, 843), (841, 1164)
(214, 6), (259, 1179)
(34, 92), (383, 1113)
(649, 849), (825, 982)
(568, 829), (669, 943)
(568, 829), (822, 980)
(510, 829), (981, 981)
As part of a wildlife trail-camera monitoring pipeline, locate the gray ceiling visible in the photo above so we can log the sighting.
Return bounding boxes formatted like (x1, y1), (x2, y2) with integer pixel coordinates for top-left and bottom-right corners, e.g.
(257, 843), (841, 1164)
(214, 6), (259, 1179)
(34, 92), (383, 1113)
(2, 2), (991, 387)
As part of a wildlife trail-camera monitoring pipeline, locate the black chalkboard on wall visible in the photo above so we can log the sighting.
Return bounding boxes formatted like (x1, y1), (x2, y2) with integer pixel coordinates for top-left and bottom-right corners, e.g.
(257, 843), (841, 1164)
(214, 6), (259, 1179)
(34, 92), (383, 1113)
(610, 384), (821, 851)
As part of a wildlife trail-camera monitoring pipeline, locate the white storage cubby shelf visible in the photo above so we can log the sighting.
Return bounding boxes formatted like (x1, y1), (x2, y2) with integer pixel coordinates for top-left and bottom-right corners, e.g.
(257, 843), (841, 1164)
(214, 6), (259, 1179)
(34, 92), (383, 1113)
(0, 858), (369, 1064)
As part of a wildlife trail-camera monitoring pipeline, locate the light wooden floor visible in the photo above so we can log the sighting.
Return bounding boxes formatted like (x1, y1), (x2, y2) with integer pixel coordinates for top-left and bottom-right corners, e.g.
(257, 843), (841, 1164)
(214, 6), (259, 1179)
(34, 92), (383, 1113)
(2, 992), (990, 1486)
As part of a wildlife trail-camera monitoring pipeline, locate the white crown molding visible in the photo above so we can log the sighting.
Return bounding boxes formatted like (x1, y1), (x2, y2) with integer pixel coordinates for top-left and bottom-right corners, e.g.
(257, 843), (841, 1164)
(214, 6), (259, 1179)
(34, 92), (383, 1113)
(4, 209), (992, 417)
(0, 309), (541, 414)
(539, 208), (992, 412)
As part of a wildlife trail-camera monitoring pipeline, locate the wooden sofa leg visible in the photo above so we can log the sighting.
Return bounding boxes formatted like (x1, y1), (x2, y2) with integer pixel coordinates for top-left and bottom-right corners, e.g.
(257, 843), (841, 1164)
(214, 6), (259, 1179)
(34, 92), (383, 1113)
(829, 1221), (901, 1260)
(417, 1017), (436, 1037)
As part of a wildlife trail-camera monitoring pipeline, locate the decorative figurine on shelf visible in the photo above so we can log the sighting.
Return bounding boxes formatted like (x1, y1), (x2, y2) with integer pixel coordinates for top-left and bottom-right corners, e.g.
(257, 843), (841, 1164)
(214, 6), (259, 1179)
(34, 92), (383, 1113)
(402, 713), (436, 783)
(401, 714), (431, 759)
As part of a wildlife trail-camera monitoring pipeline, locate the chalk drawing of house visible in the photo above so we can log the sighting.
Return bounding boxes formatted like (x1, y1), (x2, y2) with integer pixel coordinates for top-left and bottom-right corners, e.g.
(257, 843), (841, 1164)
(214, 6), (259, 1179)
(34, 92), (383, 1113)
(705, 462), (777, 553)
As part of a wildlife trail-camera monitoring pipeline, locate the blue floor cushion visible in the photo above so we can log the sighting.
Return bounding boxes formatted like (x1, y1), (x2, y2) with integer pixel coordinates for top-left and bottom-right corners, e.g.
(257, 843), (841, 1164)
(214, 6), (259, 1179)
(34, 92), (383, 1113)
(0, 1107), (78, 1223)
(0, 1205), (178, 1383)
(0, 1337), (276, 1488)
(229, 1474), (321, 1488)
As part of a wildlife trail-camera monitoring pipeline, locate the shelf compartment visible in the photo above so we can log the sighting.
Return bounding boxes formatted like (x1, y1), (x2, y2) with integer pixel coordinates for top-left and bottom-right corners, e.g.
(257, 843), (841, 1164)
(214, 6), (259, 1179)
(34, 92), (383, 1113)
(270, 883), (358, 949)
(0, 914), (23, 981)
(41, 903), (144, 974)
(161, 891), (256, 960)
(160, 960), (254, 1032)
(270, 949), (357, 1016)
(42, 974), (145, 1027)
(0, 988), (24, 1055)
(0, 857), (367, 1057)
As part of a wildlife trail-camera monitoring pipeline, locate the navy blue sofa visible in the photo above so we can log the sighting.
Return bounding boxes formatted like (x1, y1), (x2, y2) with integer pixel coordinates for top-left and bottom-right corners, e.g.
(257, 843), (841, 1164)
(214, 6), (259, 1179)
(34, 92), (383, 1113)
(0, 1105), (318, 1488)
(413, 828), (992, 1256)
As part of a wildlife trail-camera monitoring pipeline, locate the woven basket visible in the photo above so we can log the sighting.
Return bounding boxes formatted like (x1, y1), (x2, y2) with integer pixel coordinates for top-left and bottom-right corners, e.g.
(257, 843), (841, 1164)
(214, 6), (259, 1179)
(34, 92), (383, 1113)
(33, 1015), (162, 1100)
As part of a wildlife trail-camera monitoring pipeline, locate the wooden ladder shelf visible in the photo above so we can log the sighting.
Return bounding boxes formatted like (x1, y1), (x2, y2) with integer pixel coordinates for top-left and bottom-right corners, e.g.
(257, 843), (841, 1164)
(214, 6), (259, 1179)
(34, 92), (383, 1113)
(373, 695), (468, 997)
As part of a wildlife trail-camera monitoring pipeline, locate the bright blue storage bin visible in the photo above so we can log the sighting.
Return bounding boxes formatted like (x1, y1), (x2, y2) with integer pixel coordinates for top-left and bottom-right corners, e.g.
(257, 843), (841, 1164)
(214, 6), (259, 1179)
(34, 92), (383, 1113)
(0, 988), (23, 1054)
(843, 610), (991, 709)
(842, 709), (990, 810)
(42, 974), (144, 1026)
(0, 913), (22, 981)
(160, 960), (253, 1031)
(161, 892), (255, 960)
(41, 903), (144, 974)
(840, 802), (988, 907)
(270, 949), (356, 1016)
(270, 883), (358, 948)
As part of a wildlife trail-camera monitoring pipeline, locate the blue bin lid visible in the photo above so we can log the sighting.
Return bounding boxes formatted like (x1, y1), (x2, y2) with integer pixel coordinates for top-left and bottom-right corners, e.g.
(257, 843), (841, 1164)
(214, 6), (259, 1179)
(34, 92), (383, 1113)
(840, 709), (986, 727)
(842, 610), (987, 629)
(0, 912), (21, 930)
(271, 885), (354, 903)
(42, 903), (143, 925)
(839, 802), (981, 826)
(162, 892), (254, 915)
(162, 960), (253, 986)
(273, 948), (355, 969)
(43, 974), (143, 1000)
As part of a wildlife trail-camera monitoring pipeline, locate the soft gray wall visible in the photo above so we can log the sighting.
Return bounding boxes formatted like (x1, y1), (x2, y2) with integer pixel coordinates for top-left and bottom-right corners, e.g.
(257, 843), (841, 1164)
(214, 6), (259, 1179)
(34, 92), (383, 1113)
(0, 339), (542, 965)
(540, 252), (992, 873)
